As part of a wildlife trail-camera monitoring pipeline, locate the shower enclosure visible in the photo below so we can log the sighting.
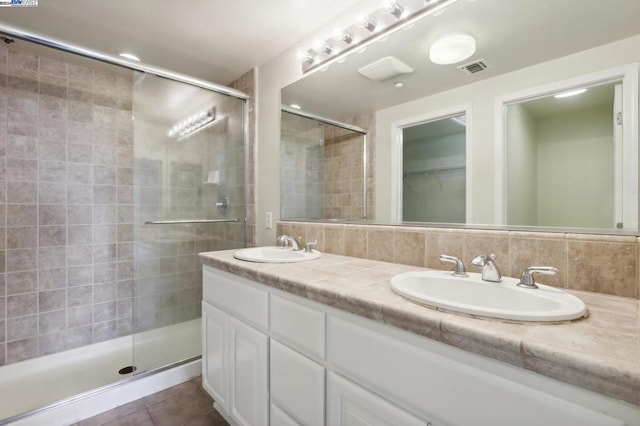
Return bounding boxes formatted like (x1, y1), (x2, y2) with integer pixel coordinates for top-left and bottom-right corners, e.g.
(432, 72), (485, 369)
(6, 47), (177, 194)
(280, 109), (370, 221)
(0, 32), (248, 422)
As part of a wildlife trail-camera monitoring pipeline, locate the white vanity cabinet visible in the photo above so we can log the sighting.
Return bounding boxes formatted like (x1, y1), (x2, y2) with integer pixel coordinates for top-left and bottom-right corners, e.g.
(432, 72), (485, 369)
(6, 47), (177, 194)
(202, 268), (269, 426)
(202, 265), (639, 426)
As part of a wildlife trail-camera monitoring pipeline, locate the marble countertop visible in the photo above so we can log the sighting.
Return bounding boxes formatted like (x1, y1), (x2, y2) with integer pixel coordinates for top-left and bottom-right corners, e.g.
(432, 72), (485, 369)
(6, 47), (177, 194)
(199, 250), (640, 407)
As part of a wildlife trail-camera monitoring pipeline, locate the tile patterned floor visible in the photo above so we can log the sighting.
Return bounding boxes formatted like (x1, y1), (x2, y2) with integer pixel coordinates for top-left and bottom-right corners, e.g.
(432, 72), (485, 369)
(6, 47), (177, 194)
(73, 376), (229, 426)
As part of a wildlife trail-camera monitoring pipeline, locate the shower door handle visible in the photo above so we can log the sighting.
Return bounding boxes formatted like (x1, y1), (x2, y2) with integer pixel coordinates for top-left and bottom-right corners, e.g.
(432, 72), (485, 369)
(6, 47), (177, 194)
(144, 218), (239, 225)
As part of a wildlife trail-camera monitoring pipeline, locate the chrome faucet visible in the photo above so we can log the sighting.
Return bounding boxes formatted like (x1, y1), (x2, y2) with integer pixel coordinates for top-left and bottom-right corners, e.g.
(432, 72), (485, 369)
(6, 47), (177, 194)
(277, 235), (300, 251)
(304, 240), (318, 253)
(439, 254), (468, 277)
(471, 253), (502, 283)
(517, 266), (559, 289)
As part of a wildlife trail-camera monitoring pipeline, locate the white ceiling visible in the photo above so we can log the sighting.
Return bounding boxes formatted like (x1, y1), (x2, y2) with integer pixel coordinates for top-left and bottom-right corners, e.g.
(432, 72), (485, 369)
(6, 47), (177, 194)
(0, 0), (363, 84)
(282, 0), (640, 121)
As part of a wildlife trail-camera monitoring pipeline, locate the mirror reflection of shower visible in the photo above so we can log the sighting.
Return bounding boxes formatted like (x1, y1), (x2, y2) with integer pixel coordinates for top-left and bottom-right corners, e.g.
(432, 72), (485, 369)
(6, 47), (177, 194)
(280, 109), (370, 221)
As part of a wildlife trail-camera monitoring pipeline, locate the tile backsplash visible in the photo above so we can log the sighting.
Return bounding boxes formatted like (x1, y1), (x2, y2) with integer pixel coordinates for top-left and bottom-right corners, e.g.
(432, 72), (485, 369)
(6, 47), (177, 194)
(277, 221), (639, 299)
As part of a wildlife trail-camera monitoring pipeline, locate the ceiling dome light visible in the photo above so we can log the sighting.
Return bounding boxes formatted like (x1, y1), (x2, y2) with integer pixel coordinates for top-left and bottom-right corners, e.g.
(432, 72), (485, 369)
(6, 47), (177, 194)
(429, 33), (476, 65)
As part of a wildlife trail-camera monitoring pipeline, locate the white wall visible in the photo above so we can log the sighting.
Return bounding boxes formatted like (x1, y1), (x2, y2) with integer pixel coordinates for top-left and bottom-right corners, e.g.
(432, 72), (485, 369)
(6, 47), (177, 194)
(536, 105), (614, 228)
(375, 34), (640, 224)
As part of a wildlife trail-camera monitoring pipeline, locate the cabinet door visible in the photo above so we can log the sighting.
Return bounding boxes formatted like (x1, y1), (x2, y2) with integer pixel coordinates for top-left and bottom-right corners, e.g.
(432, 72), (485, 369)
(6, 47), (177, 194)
(229, 316), (269, 426)
(327, 372), (426, 426)
(202, 302), (229, 412)
(270, 339), (324, 426)
(270, 403), (300, 426)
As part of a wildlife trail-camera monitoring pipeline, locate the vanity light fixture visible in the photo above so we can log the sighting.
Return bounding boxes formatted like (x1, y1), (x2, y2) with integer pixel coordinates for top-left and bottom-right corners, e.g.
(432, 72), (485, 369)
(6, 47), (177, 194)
(167, 107), (216, 141)
(119, 52), (140, 62)
(300, 0), (462, 74)
(333, 28), (354, 45)
(554, 88), (587, 98)
(358, 15), (378, 33)
(297, 49), (315, 67)
(429, 33), (476, 65)
(386, 1), (405, 19)
(322, 44), (334, 55)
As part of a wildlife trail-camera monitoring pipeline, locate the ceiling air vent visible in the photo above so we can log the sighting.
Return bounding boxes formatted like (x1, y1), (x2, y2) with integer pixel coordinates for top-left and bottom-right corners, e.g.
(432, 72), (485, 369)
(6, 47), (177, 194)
(458, 59), (489, 75)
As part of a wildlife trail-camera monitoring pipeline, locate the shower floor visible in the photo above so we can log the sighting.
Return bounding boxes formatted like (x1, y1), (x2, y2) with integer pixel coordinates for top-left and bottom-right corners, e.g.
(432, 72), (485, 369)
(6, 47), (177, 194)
(0, 319), (201, 421)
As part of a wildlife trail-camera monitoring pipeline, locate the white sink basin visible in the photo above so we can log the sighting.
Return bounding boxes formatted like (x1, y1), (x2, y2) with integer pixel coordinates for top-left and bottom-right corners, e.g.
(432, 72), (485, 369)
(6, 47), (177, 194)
(390, 270), (587, 322)
(233, 246), (321, 263)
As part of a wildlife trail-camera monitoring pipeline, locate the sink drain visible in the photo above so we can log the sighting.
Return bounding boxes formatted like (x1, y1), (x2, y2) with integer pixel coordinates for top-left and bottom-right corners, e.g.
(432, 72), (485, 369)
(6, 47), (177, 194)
(118, 365), (137, 374)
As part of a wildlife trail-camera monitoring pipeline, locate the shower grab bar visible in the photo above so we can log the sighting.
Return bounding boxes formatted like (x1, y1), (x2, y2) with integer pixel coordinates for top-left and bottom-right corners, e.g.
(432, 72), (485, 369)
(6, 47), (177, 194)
(144, 218), (239, 225)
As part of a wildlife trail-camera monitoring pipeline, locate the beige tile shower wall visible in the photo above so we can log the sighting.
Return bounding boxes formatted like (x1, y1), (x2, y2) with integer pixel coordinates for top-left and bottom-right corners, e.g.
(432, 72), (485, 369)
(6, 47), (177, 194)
(321, 112), (376, 221)
(277, 221), (640, 299)
(0, 45), (135, 366)
(321, 125), (364, 220)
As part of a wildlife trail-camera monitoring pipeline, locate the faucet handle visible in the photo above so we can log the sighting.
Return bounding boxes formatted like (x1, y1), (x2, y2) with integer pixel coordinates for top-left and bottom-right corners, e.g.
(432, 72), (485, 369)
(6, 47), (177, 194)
(471, 253), (496, 267)
(277, 234), (289, 248)
(277, 234), (296, 249)
(439, 254), (468, 277)
(517, 266), (559, 289)
(304, 240), (318, 253)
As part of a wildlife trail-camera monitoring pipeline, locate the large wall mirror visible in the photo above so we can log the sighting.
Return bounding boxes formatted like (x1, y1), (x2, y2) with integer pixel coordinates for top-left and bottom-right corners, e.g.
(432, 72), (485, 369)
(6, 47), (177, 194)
(280, 0), (640, 233)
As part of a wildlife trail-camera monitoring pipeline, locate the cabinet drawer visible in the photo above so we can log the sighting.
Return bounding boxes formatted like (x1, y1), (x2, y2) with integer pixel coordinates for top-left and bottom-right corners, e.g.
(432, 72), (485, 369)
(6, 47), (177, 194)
(270, 339), (325, 426)
(203, 266), (268, 329)
(327, 372), (426, 426)
(327, 316), (623, 426)
(270, 294), (325, 359)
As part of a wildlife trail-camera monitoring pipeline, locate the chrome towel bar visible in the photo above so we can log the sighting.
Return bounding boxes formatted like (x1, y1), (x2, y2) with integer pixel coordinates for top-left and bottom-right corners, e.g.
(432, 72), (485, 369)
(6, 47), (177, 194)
(144, 218), (239, 225)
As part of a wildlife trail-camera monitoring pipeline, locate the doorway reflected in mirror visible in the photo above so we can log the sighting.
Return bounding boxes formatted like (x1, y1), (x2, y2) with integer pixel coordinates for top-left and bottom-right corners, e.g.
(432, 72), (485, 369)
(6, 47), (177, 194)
(401, 114), (467, 223)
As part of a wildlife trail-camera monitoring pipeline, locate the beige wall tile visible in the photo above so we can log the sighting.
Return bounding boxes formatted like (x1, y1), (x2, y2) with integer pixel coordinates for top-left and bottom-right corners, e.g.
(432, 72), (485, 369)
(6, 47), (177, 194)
(509, 232), (566, 287)
(393, 229), (425, 267)
(344, 226), (367, 258)
(367, 228), (394, 262)
(323, 225), (345, 255)
(275, 223), (640, 299)
(289, 223), (306, 247)
(567, 236), (638, 298)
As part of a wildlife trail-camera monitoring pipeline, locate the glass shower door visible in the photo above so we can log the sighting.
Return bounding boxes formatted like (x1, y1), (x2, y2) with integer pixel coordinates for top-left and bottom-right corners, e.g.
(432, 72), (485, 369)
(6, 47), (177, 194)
(131, 72), (246, 373)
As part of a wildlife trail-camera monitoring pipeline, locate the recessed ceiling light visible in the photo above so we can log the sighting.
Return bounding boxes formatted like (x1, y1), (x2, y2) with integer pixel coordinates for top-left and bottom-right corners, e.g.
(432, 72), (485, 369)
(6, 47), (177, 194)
(290, 104), (302, 110)
(429, 33), (476, 65)
(119, 52), (141, 62)
(554, 88), (587, 98)
(394, 82), (404, 88)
